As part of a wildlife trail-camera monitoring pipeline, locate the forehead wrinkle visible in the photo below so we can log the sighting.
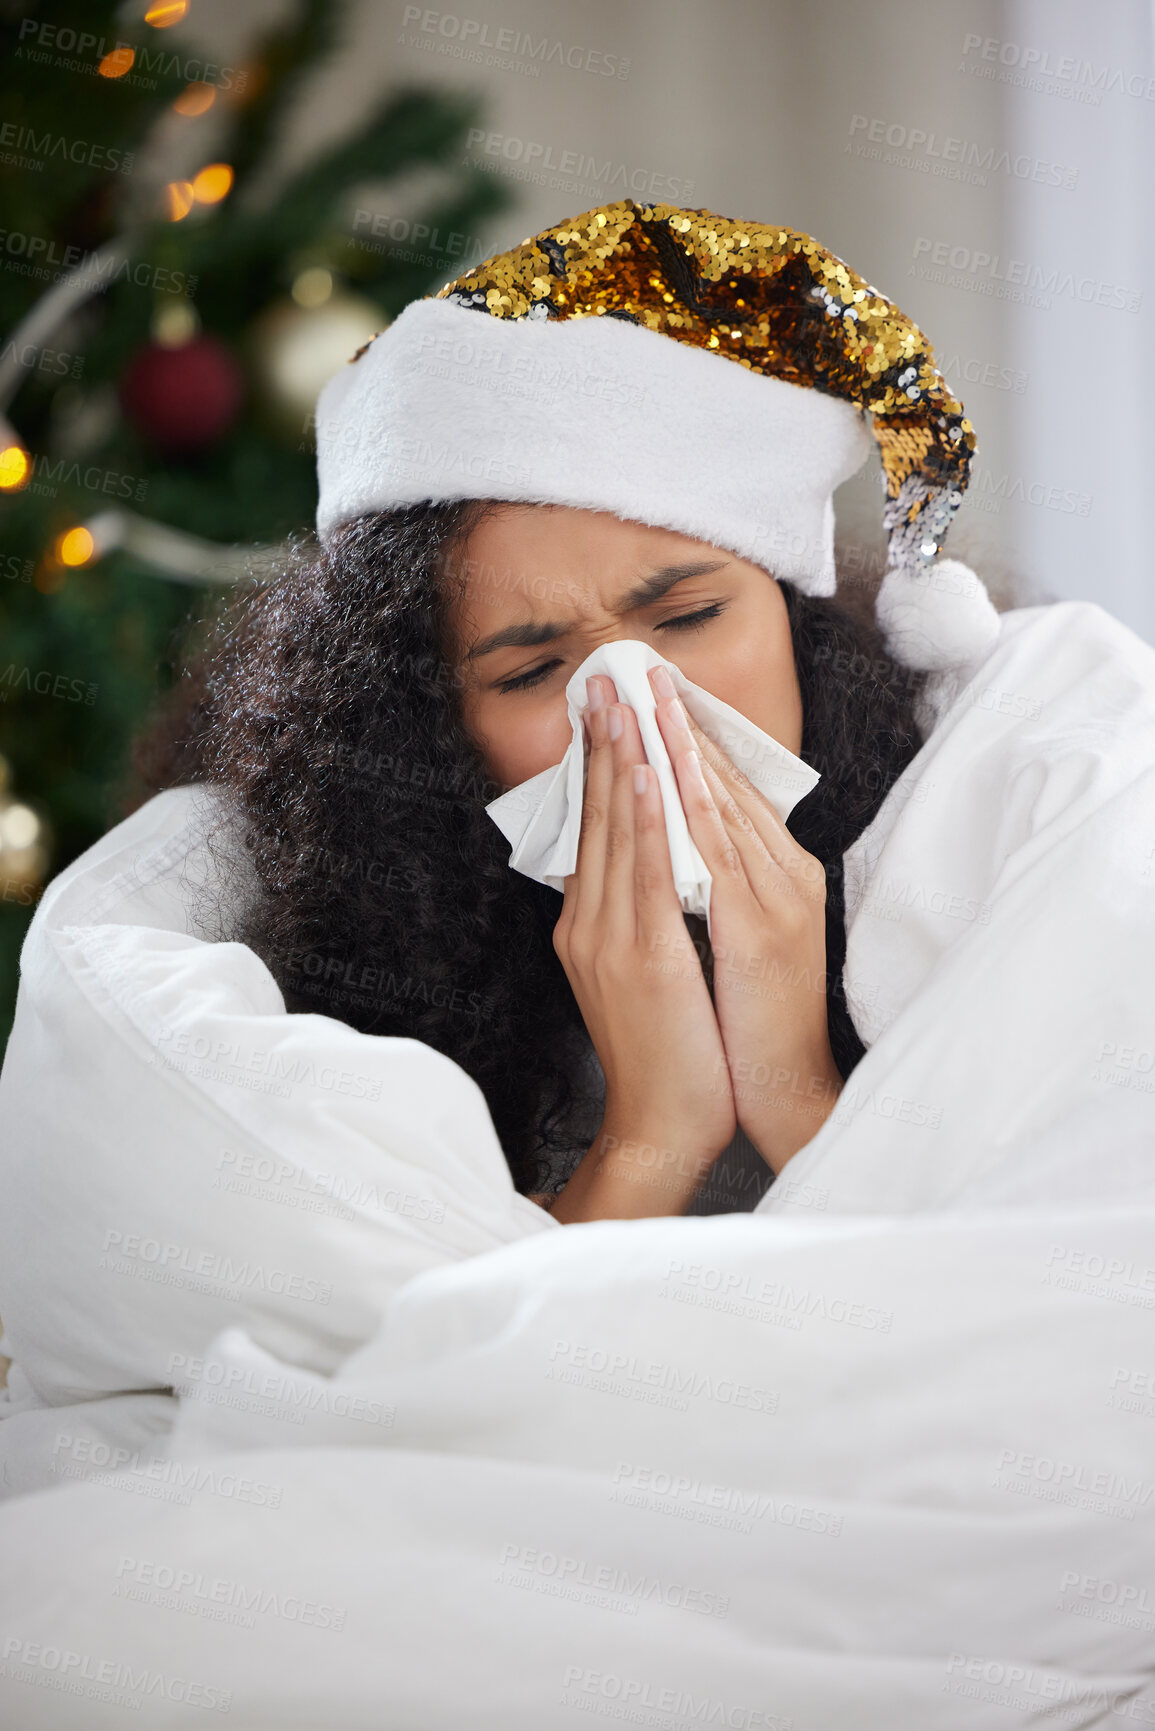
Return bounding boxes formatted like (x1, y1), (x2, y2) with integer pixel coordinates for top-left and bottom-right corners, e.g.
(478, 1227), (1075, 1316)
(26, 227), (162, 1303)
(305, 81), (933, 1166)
(462, 559), (729, 662)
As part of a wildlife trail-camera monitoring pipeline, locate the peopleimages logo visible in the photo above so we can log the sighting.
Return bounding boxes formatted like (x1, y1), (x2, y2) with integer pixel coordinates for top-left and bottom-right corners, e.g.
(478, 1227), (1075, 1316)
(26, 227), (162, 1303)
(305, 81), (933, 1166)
(610, 1463), (843, 1538)
(943, 1651), (1154, 1718)
(910, 237), (1141, 313)
(14, 19), (248, 92)
(498, 1544), (730, 1618)
(993, 1447), (1155, 1521)
(960, 32), (1155, 103)
(547, 1339), (780, 1415)
(153, 1027), (384, 1100)
(463, 130), (693, 201)
(831, 1083), (942, 1132)
(114, 1557), (346, 1632)
(398, 8), (631, 79)
(1057, 1569), (1155, 1631)
(0, 121), (135, 175)
(559, 1668), (791, 1729)
(50, 1431), (284, 1508)
(100, 1230), (333, 1306)
(0, 337), (84, 380)
(0, 228), (197, 296)
(938, 352), (1028, 395)
(847, 114), (1078, 189)
(212, 1147), (447, 1227)
(0, 1636), (231, 1713)
(0, 665), (98, 705)
(169, 1351), (395, 1428)
(6, 452), (148, 503)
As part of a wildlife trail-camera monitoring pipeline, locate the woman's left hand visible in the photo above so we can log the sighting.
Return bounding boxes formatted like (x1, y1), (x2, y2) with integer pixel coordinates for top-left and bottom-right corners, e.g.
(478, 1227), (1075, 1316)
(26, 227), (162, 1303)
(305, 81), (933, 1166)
(648, 664), (843, 1173)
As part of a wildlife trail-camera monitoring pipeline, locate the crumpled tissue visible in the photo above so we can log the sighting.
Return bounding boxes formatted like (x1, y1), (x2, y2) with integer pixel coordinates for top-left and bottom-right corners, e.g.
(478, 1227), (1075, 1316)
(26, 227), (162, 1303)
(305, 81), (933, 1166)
(484, 639), (821, 937)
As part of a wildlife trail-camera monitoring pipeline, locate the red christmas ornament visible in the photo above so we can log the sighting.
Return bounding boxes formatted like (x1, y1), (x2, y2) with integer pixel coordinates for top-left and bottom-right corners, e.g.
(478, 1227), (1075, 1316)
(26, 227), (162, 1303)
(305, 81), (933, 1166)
(119, 332), (244, 453)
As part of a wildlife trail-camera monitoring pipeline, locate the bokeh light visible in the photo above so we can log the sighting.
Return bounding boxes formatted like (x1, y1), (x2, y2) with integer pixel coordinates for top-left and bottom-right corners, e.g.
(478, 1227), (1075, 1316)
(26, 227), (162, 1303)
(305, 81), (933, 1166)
(145, 2), (189, 25)
(56, 528), (95, 568)
(152, 300), (200, 347)
(0, 804), (41, 851)
(192, 163), (234, 204)
(33, 562), (67, 596)
(98, 46), (134, 78)
(291, 267), (334, 309)
(174, 82), (215, 117)
(166, 180), (196, 221)
(0, 446), (30, 491)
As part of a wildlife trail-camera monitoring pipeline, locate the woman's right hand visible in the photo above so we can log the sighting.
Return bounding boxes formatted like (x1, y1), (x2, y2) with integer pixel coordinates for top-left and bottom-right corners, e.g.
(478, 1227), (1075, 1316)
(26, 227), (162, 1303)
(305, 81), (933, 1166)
(549, 675), (737, 1221)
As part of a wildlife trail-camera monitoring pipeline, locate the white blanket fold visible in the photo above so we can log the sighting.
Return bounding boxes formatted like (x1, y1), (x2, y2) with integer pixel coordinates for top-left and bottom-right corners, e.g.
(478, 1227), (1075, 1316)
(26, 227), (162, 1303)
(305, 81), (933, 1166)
(759, 599), (1155, 1218)
(2, 1209), (1155, 1729)
(1, 598), (1154, 1729)
(0, 784), (553, 1425)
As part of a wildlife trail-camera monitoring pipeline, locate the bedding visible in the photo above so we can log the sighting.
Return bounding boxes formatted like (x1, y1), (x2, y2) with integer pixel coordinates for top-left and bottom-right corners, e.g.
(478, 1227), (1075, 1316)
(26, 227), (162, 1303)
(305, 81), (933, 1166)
(0, 597), (1153, 1728)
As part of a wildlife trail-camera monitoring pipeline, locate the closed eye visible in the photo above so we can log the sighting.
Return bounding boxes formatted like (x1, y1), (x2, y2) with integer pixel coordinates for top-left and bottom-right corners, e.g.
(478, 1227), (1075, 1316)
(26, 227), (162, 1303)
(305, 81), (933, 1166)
(494, 602), (729, 693)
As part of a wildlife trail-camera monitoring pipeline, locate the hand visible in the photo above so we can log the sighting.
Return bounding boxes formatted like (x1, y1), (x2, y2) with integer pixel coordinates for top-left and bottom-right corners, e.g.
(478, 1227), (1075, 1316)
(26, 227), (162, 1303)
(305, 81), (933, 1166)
(550, 674), (737, 1221)
(648, 664), (842, 1173)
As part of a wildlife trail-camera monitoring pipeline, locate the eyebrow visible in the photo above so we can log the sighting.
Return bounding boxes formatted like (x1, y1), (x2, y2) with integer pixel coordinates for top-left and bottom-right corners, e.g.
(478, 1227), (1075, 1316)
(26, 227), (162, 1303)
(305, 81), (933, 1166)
(463, 560), (730, 661)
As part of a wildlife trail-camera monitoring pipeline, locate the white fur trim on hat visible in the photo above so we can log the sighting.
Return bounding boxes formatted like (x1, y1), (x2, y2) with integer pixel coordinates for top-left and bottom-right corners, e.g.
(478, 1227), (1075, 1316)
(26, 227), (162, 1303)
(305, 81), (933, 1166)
(874, 558), (1001, 673)
(314, 296), (873, 593)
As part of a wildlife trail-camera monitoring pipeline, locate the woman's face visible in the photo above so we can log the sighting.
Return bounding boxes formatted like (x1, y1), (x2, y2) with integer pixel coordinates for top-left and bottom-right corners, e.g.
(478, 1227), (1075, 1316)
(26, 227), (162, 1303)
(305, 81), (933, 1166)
(444, 504), (804, 794)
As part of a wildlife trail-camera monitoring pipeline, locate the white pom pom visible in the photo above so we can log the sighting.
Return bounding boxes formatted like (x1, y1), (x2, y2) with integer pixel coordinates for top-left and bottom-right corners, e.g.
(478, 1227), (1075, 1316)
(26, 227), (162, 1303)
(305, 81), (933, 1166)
(874, 558), (1001, 672)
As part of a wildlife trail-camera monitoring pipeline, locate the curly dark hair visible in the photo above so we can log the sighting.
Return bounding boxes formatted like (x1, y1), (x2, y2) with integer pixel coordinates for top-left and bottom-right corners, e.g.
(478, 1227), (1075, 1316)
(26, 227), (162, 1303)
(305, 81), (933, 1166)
(129, 504), (928, 1197)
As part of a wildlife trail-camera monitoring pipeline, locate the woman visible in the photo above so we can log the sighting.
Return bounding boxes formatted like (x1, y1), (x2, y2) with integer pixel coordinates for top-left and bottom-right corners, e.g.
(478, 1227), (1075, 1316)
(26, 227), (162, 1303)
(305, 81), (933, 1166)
(19, 196), (1151, 1243)
(122, 198), (1009, 1225)
(3, 203), (1153, 1725)
(135, 497), (926, 1223)
(4, 196), (1153, 1499)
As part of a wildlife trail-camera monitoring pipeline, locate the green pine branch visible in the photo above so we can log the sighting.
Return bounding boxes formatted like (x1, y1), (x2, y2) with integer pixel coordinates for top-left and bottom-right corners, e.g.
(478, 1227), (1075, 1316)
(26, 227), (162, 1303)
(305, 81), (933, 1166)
(0, 0), (522, 1055)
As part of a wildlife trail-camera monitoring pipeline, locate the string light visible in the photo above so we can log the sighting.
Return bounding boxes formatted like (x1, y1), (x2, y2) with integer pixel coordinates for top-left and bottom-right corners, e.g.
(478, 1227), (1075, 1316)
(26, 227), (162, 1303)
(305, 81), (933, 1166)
(145, 1), (189, 24)
(173, 82), (215, 117)
(75, 507), (290, 585)
(166, 181), (195, 221)
(55, 528), (95, 567)
(0, 445), (30, 490)
(98, 46), (134, 78)
(192, 163), (234, 205)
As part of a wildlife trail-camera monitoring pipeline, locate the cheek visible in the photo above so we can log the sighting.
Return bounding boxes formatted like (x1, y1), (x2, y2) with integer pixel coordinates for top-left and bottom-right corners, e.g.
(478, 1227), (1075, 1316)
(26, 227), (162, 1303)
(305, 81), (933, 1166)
(690, 614), (801, 753)
(468, 691), (577, 791)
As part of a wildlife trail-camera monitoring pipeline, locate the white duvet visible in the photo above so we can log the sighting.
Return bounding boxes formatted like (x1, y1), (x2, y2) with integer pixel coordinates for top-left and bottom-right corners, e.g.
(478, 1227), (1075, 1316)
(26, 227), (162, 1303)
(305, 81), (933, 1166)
(1, 598), (1154, 1729)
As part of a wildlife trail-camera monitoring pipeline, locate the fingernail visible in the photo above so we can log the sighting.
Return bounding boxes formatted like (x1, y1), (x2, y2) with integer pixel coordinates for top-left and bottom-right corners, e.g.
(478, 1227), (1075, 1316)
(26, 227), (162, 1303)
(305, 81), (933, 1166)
(607, 706), (623, 742)
(633, 764), (648, 796)
(651, 665), (676, 700)
(587, 678), (605, 712)
(683, 746), (706, 785)
(671, 696), (692, 734)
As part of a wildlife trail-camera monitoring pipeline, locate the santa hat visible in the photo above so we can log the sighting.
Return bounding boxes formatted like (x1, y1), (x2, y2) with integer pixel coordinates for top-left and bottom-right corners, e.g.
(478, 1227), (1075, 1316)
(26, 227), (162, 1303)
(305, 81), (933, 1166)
(314, 199), (1000, 674)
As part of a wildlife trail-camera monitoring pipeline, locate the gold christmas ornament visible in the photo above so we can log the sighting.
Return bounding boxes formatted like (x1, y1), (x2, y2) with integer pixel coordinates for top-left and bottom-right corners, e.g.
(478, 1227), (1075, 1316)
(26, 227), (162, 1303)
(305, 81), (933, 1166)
(0, 753), (50, 897)
(251, 288), (387, 443)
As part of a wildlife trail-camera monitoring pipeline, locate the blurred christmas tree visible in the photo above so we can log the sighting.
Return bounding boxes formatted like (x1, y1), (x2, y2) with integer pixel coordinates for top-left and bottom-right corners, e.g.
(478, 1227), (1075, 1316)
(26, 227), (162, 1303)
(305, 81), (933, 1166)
(0, 0), (514, 1053)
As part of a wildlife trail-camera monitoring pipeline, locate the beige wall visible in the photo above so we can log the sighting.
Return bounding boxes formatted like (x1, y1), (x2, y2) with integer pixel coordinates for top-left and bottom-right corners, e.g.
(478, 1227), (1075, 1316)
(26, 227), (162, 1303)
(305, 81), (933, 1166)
(183, 0), (1155, 633)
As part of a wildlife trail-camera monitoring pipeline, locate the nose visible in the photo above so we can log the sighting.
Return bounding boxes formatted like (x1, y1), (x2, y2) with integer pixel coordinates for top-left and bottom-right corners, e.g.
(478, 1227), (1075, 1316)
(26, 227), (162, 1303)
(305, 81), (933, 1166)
(585, 663), (678, 710)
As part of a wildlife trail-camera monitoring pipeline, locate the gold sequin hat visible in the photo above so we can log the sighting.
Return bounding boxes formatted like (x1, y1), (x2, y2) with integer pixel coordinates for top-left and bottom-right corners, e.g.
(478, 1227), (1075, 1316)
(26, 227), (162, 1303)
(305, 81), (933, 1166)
(314, 199), (1000, 672)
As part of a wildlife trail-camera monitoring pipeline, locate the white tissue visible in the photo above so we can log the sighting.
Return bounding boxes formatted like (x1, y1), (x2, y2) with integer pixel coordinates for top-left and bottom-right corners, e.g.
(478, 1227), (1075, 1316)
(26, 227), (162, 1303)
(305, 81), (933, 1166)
(484, 639), (821, 938)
